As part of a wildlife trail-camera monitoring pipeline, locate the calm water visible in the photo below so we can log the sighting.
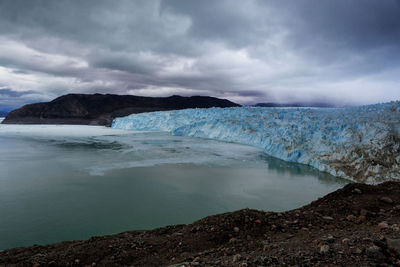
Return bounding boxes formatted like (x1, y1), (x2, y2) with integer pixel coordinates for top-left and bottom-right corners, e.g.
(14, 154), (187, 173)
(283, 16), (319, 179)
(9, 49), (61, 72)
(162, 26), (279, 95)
(0, 124), (347, 250)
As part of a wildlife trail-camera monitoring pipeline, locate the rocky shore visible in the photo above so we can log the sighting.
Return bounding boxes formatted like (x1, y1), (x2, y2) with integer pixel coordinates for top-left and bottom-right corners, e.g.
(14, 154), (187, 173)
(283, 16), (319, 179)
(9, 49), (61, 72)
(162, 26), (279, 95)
(1, 182), (400, 266)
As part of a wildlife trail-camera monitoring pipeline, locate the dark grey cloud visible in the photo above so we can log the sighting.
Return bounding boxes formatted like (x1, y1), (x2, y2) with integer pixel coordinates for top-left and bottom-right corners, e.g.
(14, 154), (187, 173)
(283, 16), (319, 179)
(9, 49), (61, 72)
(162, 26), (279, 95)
(0, 88), (36, 97)
(267, 0), (400, 76)
(0, 87), (42, 110)
(0, 0), (399, 109)
(279, 1), (400, 50)
(160, 0), (272, 48)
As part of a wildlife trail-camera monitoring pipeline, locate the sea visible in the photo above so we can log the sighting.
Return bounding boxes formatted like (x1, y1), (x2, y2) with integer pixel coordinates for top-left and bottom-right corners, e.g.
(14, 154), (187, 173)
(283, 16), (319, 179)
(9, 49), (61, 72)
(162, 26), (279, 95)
(0, 121), (347, 249)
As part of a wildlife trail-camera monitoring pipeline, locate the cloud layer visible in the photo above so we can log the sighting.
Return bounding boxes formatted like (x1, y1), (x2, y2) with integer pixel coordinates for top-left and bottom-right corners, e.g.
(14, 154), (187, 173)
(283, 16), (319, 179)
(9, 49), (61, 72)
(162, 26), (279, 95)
(0, 0), (399, 109)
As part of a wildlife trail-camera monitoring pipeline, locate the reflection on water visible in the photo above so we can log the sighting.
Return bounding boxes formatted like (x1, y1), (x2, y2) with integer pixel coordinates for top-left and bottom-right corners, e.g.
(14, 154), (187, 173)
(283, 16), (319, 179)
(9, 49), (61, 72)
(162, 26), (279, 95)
(0, 126), (347, 249)
(259, 153), (340, 183)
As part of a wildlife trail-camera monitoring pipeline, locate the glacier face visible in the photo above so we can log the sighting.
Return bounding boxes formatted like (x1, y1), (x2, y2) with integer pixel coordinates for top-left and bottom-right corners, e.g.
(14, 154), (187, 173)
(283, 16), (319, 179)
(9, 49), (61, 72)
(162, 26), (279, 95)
(113, 102), (400, 183)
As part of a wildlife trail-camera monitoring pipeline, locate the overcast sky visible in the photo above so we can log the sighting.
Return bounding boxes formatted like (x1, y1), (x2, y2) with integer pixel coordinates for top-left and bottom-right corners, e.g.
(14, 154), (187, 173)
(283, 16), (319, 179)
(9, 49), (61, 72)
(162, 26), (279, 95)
(0, 0), (400, 109)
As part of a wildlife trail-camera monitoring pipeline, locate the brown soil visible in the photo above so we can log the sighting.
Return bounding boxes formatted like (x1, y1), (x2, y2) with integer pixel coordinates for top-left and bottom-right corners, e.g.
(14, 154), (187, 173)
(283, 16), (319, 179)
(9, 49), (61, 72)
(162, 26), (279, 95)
(1, 182), (400, 267)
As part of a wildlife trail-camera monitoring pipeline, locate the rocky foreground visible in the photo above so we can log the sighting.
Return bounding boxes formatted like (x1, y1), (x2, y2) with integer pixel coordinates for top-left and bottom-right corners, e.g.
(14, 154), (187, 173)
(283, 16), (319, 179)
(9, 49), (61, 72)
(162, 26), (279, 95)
(1, 182), (400, 267)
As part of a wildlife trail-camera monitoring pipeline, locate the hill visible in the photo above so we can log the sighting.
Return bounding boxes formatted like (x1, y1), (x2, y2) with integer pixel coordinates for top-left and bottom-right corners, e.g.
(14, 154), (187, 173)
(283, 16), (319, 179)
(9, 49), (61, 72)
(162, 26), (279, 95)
(1, 94), (240, 126)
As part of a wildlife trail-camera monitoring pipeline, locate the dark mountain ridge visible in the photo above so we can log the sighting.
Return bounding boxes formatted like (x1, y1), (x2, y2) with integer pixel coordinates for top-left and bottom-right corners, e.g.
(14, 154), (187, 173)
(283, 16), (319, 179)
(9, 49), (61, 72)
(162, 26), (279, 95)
(2, 93), (240, 126)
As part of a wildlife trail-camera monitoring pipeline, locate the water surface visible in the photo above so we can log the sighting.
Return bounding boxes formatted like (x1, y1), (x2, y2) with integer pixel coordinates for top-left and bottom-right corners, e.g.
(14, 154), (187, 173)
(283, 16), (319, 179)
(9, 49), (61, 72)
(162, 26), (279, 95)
(0, 124), (347, 249)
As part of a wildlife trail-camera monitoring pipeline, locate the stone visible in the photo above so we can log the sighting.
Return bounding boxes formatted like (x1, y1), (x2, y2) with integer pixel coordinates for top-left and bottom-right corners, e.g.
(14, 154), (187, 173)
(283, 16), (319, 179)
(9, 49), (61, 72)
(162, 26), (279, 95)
(319, 244), (330, 254)
(167, 262), (190, 267)
(355, 215), (366, 224)
(341, 238), (350, 244)
(229, 237), (237, 244)
(386, 238), (400, 255)
(255, 219), (261, 224)
(366, 246), (385, 259)
(380, 197), (394, 204)
(327, 235), (335, 243)
(378, 221), (389, 231)
(353, 188), (362, 194)
(325, 224), (335, 230)
(360, 209), (369, 216)
(233, 227), (240, 233)
(353, 248), (362, 254)
(346, 215), (356, 222)
(323, 216), (334, 221)
(192, 257), (200, 263)
(233, 254), (241, 262)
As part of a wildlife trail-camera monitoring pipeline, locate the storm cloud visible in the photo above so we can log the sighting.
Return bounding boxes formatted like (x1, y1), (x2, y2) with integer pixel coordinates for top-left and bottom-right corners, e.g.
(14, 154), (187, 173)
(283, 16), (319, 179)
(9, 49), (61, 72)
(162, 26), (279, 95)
(0, 0), (399, 108)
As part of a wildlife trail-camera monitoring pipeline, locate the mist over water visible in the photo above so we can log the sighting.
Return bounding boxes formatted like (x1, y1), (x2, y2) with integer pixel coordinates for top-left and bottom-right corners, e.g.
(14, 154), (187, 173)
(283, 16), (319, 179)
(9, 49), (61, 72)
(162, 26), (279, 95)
(0, 125), (347, 249)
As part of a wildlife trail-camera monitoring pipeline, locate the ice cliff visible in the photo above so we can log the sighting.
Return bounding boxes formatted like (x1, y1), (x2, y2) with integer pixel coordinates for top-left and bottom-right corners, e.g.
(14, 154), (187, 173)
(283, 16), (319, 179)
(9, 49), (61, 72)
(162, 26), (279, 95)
(112, 102), (400, 183)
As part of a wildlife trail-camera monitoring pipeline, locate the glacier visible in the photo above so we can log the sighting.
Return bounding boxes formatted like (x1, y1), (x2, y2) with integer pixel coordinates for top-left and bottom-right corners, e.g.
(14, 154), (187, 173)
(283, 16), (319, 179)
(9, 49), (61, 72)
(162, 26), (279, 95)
(112, 101), (400, 183)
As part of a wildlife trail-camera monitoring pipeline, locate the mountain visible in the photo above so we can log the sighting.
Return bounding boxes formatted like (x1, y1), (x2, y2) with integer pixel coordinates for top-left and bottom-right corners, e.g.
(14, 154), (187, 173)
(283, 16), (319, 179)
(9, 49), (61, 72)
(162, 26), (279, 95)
(0, 110), (8, 117)
(1, 93), (240, 126)
(254, 102), (335, 108)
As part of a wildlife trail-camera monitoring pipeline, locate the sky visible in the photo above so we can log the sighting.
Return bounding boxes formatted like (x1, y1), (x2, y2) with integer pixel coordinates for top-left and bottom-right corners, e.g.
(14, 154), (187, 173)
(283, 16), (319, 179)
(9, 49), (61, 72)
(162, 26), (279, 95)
(0, 0), (400, 110)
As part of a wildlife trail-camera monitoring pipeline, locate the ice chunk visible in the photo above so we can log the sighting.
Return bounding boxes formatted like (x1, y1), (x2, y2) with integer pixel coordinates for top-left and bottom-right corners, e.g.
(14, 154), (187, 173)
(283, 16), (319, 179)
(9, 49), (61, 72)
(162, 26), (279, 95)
(113, 101), (400, 183)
